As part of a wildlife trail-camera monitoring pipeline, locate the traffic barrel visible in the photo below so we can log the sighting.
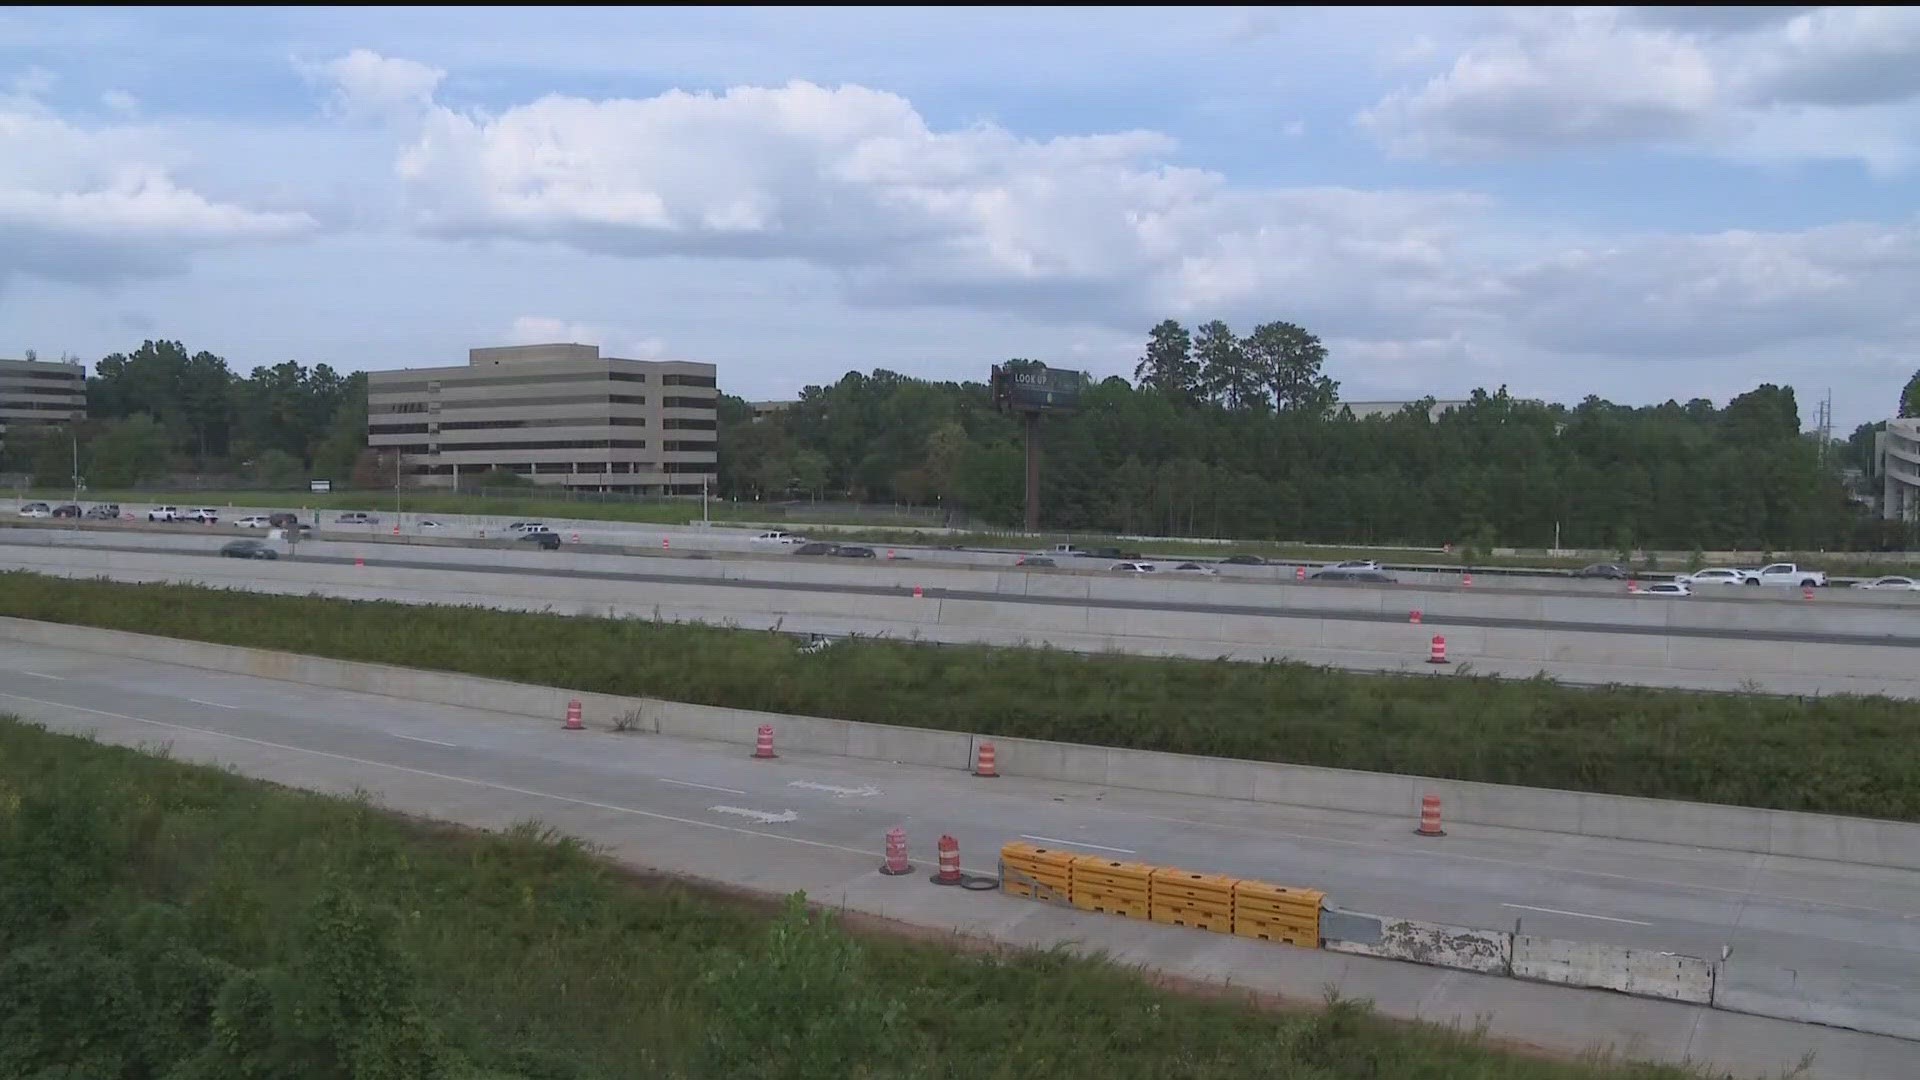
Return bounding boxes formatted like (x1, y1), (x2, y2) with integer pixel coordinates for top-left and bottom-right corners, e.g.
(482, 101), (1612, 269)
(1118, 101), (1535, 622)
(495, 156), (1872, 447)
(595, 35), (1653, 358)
(392, 523), (400, 535)
(1409, 609), (1422, 624)
(1802, 586), (1813, 602)
(912, 585), (923, 599)
(930, 835), (963, 886)
(880, 827), (912, 875)
(1428, 635), (1448, 664)
(1295, 566), (1306, 582)
(354, 556), (364, 568)
(1415, 793), (1445, 836)
(1463, 572), (1474, 588)
(1627, 580), (1638, 593)
(662, 537), (670, 550)
(753, 724), (777, 759)
(564, 699), (584, 731)
(887, 549), (896, 560)
(973, 741), (999, 778)
(571, 532), (581, 544)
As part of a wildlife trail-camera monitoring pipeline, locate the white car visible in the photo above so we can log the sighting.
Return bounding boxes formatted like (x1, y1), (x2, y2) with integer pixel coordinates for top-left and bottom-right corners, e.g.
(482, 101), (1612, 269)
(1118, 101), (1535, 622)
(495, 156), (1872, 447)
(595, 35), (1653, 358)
(1680, 568), (1749, 586)
(506, 521), (549, 534)
(751, 530), (804, 545)
(147, 505), (182, 522)
(1859, 576), (1920, 592)
(1329, 559), (1382, 571)
(186, 507), (221, 524)
(420, 520), (444, 530)
(16, 502), (50, 518)
(1643, 582), (1691, 597)
(1111, 561), (1157, 573)
(1168, 562), (1219, 576)
(235, 515), (271, 528)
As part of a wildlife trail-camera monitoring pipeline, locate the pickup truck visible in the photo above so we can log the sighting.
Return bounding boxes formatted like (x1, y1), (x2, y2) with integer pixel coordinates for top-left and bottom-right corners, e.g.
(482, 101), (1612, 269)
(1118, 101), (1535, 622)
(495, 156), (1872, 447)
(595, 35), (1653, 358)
(1746, 562), (1827, 588)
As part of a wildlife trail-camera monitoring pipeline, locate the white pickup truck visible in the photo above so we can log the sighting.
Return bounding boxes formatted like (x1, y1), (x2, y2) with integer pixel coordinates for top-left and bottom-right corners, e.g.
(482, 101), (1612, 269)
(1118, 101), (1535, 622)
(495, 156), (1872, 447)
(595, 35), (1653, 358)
(1745, 562), (1827, 588)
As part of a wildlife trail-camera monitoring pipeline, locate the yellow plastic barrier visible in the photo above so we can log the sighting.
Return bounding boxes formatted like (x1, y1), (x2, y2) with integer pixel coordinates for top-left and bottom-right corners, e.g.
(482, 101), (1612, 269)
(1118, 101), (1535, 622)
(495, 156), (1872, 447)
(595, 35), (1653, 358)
(1070, 857), (1153, 919)
(1148, 868), (1235, 934)
(1232, 880), (1324, 948)
(998, 841), (1075, 905)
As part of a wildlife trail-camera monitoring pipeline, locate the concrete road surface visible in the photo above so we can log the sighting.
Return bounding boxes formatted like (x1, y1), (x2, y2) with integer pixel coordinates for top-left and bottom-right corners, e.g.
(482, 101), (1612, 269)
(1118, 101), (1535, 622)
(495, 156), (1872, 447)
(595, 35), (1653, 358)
(0, 642), (1915, 1078)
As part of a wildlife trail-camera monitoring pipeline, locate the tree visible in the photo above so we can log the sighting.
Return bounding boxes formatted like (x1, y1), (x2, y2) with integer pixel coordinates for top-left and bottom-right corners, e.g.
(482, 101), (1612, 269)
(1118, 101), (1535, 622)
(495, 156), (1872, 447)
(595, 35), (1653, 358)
(87, 416), (171, 488)
(1902, 368), (1920, 418)
(1245, 320), (1337, 416)
(1132, 320), (1200, 403)
(1194, 320), (1264, 411)
(922, 421), (970, 502)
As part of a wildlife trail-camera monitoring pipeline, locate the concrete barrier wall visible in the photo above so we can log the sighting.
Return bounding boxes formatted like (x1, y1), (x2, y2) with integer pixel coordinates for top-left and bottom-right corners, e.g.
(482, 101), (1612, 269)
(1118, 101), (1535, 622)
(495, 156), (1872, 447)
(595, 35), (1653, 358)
(1511, 935), (1715, 1005)
(5, 615), (1918, 873)
(1321, 908), (1512, 974)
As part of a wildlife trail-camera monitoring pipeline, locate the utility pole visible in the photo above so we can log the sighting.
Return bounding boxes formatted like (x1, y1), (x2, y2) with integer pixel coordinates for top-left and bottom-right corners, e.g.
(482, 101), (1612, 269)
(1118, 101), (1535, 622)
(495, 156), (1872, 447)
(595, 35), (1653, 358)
(702, 473), (710, 526)
(71, 433), (79, 507)
(1023, 413), (1041, 532)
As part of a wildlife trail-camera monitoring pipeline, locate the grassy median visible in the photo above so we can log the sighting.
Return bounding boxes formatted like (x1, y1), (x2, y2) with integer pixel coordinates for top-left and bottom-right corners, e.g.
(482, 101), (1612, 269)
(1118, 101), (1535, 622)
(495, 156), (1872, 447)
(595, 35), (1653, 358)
(0, 715), (1738, 1079)
(4, 572), (1918, 822)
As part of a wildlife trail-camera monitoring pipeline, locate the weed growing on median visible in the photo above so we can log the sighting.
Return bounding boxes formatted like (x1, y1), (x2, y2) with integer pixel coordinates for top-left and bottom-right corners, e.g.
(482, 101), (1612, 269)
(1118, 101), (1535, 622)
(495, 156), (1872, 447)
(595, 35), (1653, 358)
(0, 716), (1735, 1080)
(3, 571), (1919, 821)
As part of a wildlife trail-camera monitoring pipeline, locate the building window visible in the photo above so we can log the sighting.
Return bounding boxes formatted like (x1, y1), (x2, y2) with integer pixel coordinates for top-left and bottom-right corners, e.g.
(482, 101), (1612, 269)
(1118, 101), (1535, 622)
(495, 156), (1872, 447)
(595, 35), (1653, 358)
(662, 440), (717, 451)
(610, 372), (648, 384)
(661, 396), (716, 409)
(661, 374), (717, 388)
(663, 461), (716, 473)
(369, 422), (431, 435)
(662, 418), (717, 430)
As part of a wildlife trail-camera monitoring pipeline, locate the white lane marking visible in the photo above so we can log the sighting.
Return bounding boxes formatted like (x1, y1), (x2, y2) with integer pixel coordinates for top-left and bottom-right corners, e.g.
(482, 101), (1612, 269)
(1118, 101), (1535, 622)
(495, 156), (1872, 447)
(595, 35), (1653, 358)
(389, 733), (457, 747)
(1019, 833), (1136, 854)
(710, 805), (798, 825)
(788, 780), (881, 798)
(1501, 903), (1653, 926)
(20, 671), (65, 681)
(659, 778), (747, 795)
(189, 698), (239, 710)
(0, 691), (1014, 870)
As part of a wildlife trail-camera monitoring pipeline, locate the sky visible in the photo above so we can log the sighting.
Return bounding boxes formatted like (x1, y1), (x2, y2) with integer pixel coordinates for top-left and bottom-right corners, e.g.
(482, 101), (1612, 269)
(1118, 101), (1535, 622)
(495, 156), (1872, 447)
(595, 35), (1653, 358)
(2, 5), (1917, 430)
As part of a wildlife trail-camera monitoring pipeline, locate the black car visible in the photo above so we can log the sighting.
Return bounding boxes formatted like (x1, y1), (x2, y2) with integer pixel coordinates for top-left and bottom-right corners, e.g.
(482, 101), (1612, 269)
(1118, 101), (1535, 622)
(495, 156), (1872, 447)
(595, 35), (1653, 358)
(1222, 554), (1267, 566)
(1573, 563), (1629, 580)
(829, 545), (877, 559)
(51, 504), (82, 519)
(220, 539), (279, 560)
(1310, 567), (1396, 584)
(794, 542), (839, 556)
(1015, 555), (1056, 568)
(518, 530), (562, 550)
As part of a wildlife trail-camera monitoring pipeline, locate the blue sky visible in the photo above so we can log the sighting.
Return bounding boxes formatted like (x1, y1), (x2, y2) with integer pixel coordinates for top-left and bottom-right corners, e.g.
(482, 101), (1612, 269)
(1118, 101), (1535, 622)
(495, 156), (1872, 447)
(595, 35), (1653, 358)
(2, 5), (1917, 428)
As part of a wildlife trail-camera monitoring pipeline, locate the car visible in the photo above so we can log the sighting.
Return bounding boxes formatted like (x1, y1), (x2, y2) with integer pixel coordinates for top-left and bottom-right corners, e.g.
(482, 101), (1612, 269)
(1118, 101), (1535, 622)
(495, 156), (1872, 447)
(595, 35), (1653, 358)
(420, 520), (444, 530)
(793, 541), (838, 556)
(1642, 581), (1690, 597)
(751, 530), (804, 545)
(1859, 575), (1920, 591)
(1221, 554), (1267, 566)
(505, 521), (549, 534)
(268, 512), (302, 529)
(147, 505), (181, 522)
(1573, 563), (1629, 579)
(335, 511), (377, 525)
(220, 539), (278, 560)
(517, 530), (562, 550)
(1680, 568), (1750, 587)
(17, 502), (51, 518)
(85, 503), (122, 520)
(1747, 562), (1827, 588)
(186, 507), (221, 524)
(1014, 555), (1056, 568)
(236, 515), (272, 528)
(1310, 567), (1398, 583)
(1327, 559), (1382, 571)
(829, 545), (877, 559)
(1169, 562), (1219, 575)
(51, 504), (81, 519)
(1111, 561), (1157, 573)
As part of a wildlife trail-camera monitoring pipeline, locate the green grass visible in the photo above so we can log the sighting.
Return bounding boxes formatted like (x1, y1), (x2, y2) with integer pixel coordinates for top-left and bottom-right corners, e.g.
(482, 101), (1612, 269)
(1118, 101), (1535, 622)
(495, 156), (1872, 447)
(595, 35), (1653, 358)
(5, 572), (1919, 823)
(0, 715), (1747, 1079)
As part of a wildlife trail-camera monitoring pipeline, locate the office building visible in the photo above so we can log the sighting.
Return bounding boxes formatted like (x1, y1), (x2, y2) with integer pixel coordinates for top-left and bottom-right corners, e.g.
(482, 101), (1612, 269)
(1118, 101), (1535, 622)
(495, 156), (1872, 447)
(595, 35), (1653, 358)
(1876, 417), (1920, 522)
(366, 343), (718, 495)
(0, 355), (87, 449)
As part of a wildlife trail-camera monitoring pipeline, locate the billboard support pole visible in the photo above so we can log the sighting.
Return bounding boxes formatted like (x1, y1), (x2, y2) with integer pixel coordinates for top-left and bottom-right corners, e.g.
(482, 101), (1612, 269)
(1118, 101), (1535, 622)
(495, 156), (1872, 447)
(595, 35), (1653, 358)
(1023, 412), (1041, 532)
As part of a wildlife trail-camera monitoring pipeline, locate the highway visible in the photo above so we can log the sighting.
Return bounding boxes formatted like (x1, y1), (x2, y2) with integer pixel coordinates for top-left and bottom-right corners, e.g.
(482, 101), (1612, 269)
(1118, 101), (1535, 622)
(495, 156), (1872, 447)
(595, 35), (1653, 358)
(3, 527), (1920, 697)
(1, 640), (1915, 1078)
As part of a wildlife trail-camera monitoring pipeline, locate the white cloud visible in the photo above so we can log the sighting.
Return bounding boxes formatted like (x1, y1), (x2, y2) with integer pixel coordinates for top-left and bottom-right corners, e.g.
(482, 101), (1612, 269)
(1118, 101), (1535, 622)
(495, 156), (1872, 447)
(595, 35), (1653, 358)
(0, 78), (317, 288)
(504, 315), (666, 359)
(301, 47), (445, 119)
(1362, 5), (1920, 167)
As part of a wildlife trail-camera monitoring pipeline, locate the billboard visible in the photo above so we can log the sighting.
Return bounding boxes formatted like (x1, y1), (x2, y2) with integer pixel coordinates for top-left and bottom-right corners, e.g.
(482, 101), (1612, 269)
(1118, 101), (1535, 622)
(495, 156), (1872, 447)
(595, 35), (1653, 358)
(992, 363), (1084, 415)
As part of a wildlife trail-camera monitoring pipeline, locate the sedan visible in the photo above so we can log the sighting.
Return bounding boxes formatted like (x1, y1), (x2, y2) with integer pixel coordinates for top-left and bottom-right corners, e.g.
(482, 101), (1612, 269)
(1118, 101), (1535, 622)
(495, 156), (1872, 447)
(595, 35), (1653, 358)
(235, 515), (272, 528)
(419, 520), (445, 530)
(1642, 582), (1691, 597)
(1328, 559), (1382, 571)
(1169, 562), (1219, 576)
(1859, 576), (1920, 592)
(16, 502), (50, 518)
(1014, 555), (1056, 568)
(51, 504), (82, 519)
(220, 539), (278, 560)
(1573, 563), (1629, 579)
(829, 545), (877, 559)
(793, 541), (838, 556)
(1680, 568), (1749, 587)
(1111, 561), (1157, 573)
(1311, 568), (1397, 584)
(187, 508), (221, 524)
(1221, 554), (1267, 566)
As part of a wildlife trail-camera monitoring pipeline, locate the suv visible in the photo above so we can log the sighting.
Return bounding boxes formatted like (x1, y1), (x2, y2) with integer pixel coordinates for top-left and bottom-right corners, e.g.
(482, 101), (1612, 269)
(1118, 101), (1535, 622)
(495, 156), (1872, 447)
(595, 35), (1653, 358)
(51, 504), (82, 519)
(829, 545), (877, 559)
(16, 502), (51, 518)
(1574, 563), (1629, 579)
(335, 511), (377, 525)
(84, 503), (121, 520)
(147, 505), (182, 522)
(794, 541), (838, 556)
(517, 530), (562, 550)
(186, 507), (221, 524)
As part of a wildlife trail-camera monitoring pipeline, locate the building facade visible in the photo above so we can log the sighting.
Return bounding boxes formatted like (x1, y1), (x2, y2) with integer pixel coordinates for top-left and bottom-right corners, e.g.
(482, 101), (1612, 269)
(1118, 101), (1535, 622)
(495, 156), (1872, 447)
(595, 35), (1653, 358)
(366, 343), (717, 495)
(1877, 417), (1920, 522)
(0, 355), (87, 449)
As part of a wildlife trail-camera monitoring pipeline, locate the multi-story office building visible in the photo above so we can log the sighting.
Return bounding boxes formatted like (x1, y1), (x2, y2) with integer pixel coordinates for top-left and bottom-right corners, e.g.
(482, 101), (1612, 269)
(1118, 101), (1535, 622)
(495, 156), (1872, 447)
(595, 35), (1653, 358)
(1877, 417), (1920, 522)
(366, 343), (718, 495)
(0, 355), (87, 449)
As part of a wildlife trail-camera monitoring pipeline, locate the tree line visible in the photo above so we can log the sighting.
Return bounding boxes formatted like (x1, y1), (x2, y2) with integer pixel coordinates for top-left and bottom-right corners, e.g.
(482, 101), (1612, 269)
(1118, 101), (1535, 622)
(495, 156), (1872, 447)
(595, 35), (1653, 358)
(2, 341), (368, 491)
(720, 319), (1910, 550)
